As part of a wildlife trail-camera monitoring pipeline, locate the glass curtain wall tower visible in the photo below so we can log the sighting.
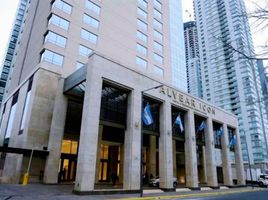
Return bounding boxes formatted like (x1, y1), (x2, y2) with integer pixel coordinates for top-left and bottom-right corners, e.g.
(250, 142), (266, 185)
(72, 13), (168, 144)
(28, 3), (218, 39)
(184, 21), (202, 98)
(194, 0), (268, 170)
(0, 0), (29, 106)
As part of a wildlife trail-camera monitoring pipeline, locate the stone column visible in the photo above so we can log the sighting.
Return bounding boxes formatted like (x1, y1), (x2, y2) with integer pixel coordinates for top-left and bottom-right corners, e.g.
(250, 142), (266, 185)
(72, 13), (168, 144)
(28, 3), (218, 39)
(184, 110), (199, 189)
(74, 71), (103, 192)
(159, 102), (173, 190)
(94, 125), (103, 183)
(43, 79), (68, 184)
(123, 89), (141, 190)
(173, 140), (177, 178)
(149, 136), (157, 177)
(234, 129), (246, 185)
(205, 118), (218, 188)
(202, 146), (207, 183)
(221, 124), (233, 186)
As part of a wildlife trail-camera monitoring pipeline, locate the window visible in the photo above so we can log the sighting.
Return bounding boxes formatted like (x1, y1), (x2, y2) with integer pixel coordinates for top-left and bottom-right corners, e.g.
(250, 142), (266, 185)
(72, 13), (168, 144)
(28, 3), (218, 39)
(154, 0), (162, 11)
(19, 76), (33, 135)
(45, 31), (66, 47)
(76, 62), (84, 69)
(41, 49), (64, 66)
(137, 0), (147, 9)
(154, 30), (163, 42)
(79, 45), (92, 57)
(137, 19), (147, 31)
(85, 0), (100, 15)
(137, 31), (147, 43)
(136, 56), (147, 68)
(153, 8), (162, 19)
(136, 43), (147, 55)
(5, 91), (19, 139)
(153, 18), (162, 30)
(137, 7), (147, 19)
(153, 53), (163, 64)
(48, 14), (69, 30)
(83, 14), (99, 29)
(61, 140), (78, 154)
(154, 41), (163, 53)
(81, 29), (98, 44)
(52, 0), (72, 14)
(154, 65), (164, 76)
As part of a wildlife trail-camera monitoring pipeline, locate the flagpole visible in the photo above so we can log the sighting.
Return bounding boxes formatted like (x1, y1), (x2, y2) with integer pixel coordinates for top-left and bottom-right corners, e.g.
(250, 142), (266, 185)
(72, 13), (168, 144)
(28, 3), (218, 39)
(140, 84), (163, 197)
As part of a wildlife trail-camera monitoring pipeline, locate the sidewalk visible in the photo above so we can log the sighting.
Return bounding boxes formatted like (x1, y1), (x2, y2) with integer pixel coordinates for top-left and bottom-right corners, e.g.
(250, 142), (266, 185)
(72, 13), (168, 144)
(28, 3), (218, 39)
(0, 184), (266, 200)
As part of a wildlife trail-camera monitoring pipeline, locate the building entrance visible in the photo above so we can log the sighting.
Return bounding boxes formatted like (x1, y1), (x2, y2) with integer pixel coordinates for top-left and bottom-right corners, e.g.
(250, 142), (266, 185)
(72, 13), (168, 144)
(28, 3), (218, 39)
(96, 125), (124, 186)
(59, 139), (79, 182)
(59, 154), (77, 182)
(98, 144), (120, 183)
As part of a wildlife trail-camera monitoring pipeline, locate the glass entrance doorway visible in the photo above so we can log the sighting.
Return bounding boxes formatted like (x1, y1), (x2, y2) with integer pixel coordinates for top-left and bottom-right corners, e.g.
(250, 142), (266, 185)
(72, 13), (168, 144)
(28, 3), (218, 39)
(59, 155), (77, 182)
(98, 144), (120, 183)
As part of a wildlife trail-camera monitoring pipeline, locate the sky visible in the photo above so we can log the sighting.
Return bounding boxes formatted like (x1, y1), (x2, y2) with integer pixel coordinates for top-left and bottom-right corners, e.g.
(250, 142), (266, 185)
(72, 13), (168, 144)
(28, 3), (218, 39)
(0, 0), (267, 70)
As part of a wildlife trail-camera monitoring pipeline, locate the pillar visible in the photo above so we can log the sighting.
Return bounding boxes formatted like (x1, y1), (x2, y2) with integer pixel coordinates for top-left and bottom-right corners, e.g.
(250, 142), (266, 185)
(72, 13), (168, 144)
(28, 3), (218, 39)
(234, 128), (246, 185)
(205, 118), (218, 188)
(43, 79), (68, 184)
(173, 140), (177, 178)
(202, 146), (207, 183)
(74, 71), (103, 192)
(123, 89), (141, 190)
(221, 124), (233, 186)
(94, 125), (103, 183)
(148, 136), (157, 177)
(159, 102), (173, 190)
(184, 110), (199, 189)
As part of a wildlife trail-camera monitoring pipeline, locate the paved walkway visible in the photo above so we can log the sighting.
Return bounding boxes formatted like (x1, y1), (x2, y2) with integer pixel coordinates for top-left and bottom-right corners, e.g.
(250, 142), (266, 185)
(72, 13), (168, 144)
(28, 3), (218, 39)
(0, 184), (266, 200)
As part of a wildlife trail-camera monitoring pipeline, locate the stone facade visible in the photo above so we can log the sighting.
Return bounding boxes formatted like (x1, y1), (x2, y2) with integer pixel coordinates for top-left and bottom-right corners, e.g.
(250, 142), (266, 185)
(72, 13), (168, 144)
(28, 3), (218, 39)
(0, 53), (245, 192)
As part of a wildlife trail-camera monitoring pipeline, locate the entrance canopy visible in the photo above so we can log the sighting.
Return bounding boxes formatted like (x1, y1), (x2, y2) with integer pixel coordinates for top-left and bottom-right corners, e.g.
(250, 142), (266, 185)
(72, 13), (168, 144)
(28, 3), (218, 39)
(64, 66), (86, 97)
(0, 146), (49, 157)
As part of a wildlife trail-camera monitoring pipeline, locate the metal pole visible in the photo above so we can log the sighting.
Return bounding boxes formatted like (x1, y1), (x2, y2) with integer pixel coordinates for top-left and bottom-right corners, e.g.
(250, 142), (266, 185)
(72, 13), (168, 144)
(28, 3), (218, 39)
(27, 149), (34, 174)
(140, 92), (144, 197)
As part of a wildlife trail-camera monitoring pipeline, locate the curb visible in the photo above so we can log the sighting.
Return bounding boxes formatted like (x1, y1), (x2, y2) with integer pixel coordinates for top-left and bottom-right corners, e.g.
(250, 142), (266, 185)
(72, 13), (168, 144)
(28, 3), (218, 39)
(113, 188), (265, 200)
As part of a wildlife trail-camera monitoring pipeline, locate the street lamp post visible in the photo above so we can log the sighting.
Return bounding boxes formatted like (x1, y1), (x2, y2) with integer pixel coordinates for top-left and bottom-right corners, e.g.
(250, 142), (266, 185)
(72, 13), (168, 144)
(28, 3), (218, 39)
(241, 130), (254, 189)
(140, 84), (163, 197)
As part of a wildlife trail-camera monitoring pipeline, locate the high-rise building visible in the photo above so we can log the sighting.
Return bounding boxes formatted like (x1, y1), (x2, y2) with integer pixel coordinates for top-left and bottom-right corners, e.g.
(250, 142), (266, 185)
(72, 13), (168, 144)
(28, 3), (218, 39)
(169, 0), (187, 91)
(257, 59), (268, 125)
(194, 0), (268, 170)
(0, 0), (29, 106)
(184, 21), (202, 98)
(0, 0), (245, 192)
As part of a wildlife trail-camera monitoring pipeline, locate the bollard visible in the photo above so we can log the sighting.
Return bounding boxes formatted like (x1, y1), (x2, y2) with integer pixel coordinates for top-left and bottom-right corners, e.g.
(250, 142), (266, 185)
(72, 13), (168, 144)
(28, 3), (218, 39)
(22, 173), (29, 185)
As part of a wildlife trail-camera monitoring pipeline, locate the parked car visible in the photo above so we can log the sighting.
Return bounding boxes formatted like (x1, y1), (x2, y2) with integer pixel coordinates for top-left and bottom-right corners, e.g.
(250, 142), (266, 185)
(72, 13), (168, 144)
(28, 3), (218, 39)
(257, 174), (268, 187)
(149, 176), (178, 188)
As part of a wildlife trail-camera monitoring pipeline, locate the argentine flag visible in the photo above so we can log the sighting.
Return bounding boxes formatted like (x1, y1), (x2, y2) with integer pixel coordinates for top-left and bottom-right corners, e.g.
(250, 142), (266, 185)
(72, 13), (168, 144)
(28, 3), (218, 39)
(175, 114), (184, 132)
(217, 127), (224, 137)
(229, 135), (237, 147)
(142, 103), (154, 126)
(197, 121), (206, 133)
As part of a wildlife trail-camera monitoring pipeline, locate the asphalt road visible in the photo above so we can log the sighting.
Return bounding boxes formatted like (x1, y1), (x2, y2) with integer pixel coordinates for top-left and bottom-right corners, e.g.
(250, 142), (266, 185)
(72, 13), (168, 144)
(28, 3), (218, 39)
(179, 190), (268, 200)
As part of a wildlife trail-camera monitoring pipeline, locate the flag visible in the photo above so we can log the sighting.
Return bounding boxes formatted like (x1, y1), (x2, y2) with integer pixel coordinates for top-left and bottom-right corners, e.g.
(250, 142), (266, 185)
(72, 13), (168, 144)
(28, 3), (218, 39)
(217, 127), (224, 137)
(197, 121), (206, 133)
(229, 135), (237, 147)
(175, 114), (184, 132)
(142, 103), (154, 126)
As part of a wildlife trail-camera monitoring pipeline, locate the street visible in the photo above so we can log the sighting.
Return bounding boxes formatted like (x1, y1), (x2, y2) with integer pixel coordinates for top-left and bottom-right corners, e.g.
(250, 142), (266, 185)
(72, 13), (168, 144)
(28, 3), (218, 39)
(174, 190), (268, 200)
(0, 184), (267, 200)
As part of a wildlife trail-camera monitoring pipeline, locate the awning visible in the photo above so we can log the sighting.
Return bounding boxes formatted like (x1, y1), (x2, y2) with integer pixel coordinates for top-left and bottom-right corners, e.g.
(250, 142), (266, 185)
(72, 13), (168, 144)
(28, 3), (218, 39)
(0, 146), (49, 157)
